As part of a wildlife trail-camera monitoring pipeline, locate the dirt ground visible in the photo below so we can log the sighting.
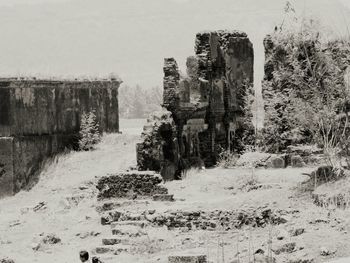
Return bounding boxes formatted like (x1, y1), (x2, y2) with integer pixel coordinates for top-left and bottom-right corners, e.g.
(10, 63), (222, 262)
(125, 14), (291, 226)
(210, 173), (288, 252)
(0, 119), (349, 263)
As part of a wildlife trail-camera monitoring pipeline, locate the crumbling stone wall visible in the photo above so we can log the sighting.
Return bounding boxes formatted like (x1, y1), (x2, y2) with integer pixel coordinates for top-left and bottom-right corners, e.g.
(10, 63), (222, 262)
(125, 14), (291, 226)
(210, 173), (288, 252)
(138, 30), (254, 180)
(0, 78), (120, 197)
(136, 111), (179, 181)
(96, 171), (168, 200)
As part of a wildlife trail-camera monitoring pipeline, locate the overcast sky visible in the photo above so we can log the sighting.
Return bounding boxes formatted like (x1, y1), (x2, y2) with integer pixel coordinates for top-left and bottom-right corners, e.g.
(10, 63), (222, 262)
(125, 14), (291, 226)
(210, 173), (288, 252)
(0, 0), (349, 90)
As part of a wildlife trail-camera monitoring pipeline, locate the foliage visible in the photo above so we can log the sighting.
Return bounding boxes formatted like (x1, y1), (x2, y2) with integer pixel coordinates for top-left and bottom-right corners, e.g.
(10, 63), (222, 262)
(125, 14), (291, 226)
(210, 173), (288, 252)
(231, 79), (256, 153)
(217, 147), (239, 168)
(262, 4), (350, 159)
(78, 111), (101, 151)
(119, 84), (162, 118)
(137, 109), (176, 172)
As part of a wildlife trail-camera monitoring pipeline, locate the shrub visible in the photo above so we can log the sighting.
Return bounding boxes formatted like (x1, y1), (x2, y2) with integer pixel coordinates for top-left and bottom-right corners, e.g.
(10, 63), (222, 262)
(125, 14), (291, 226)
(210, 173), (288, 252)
(217, 147), (239, 168)
(262, 4), (350, 158)
(78, 111), (101, 151)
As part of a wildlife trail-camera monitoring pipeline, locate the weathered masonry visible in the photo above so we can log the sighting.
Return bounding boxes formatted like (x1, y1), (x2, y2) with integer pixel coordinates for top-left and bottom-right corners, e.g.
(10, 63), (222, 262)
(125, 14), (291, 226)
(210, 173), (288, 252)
(137, 30), (254, 180)
(0, 78), (121, 197)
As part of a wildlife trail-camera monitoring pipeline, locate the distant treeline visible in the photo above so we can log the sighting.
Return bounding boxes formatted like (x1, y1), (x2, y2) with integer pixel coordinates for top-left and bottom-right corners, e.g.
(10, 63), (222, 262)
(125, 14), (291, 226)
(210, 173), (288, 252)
(119, 84), (162, 119)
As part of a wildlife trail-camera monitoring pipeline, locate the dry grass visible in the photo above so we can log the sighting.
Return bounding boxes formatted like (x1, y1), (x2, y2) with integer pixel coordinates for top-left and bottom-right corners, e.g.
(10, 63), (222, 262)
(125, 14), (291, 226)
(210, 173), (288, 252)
(313, 176), (350, 209)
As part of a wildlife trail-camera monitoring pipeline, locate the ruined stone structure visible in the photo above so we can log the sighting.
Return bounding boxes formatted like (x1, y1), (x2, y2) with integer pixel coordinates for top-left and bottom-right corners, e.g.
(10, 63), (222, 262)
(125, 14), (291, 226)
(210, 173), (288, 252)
(137, 30), (254, 180)
(0, 78), (120, 197)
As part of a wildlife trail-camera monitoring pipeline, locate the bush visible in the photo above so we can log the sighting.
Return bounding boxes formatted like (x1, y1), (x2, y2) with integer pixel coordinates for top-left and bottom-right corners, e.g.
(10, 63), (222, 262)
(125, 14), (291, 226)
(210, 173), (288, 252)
(217, 148), (239, 168)
(262, 5), (350, 158)
(78, 111), (101, 151)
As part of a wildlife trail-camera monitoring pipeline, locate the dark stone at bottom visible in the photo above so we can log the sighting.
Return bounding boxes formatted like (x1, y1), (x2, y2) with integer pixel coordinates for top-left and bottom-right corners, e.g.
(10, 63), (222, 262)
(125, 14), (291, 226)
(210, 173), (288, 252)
(168, 255), (207, 263)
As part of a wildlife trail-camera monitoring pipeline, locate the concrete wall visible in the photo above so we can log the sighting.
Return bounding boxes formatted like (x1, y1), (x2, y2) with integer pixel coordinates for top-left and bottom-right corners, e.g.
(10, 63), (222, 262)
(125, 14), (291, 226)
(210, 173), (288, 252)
(0, 78), (120, 197)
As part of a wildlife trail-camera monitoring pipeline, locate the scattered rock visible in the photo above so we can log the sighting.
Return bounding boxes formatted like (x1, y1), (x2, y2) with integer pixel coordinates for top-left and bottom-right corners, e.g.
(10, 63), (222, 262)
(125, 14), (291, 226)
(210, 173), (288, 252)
(92, 256), (103, 263)
(33, 201), (47, 212)
(309, 218), (329, 224)
(291, 228), (305, 236)
(272, 242), (296, 255)
(153, 194), (174, 202)
(102, 238), (123, 245)
(33, 233), (62, 251)
(42, 233), (61, 244)
(320, 247), (336, 256)
(254, 248), (265, 254)
(0, 258), (15, 263)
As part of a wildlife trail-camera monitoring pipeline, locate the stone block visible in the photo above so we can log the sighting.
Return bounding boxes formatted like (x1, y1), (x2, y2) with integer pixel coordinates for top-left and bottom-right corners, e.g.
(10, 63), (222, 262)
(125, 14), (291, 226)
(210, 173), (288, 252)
(168, 255), (207, 263)
(97, 171), (168, 199)
(266, 156), (285, 168)
(102, 238), (123, 245)
(291, 155), (306, 168)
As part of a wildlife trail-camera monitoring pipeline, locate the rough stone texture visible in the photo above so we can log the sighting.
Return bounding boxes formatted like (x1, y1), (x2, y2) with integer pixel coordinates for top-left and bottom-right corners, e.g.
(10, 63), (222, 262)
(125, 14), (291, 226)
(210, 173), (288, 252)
(168, 255), (207, 263)
(266, 156), (285, 168)
(138, 30), (254, 179)
(290, 155), (306, 168)
(136, 110), (179, 180)
(103, 207), (290, 230)
(285, 145), (324, 166)
(149, 208), (288, 230)
(0, 78), (120, 197)
(96, 171), (168, 199)
(152, 194), (174, 202)
(310, 166), (345, 185)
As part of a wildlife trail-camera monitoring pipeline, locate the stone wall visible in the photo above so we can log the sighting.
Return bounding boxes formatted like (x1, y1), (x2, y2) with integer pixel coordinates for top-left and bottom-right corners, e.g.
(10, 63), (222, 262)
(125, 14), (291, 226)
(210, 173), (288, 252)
(0, 78), (120, 197)
(96, 171), (168, 200)
(138, 30), (254, 180)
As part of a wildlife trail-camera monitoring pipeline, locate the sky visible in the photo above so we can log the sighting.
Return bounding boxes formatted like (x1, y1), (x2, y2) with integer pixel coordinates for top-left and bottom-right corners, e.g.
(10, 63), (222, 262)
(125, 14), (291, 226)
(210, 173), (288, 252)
(0, 0), (349, 90)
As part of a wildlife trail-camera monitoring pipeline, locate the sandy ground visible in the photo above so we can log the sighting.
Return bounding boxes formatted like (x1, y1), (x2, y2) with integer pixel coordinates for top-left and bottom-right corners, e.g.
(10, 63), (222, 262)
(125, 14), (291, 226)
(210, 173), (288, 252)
(0, 119), (350, 263)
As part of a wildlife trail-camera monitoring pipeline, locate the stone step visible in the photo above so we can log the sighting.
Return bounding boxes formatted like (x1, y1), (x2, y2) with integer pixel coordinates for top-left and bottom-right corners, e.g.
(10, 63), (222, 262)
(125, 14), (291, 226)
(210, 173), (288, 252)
(93, 245), (129, 255)
(102, 237), (130, 246)
(111, 220), (149, 228)
(101, 210), (146, 225)
(153, 194), (175, 202)
(168, 255), (207, 263)
(111, 224), (147, 237)
(96, 200), (150, 212)
(101, 210), (123, 225)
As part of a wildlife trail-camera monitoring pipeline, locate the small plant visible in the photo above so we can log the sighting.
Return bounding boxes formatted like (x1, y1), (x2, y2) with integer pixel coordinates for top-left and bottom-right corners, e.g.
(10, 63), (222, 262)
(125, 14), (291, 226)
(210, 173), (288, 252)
(217, 147), (239, 168)
(78, 111), (101, 151)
